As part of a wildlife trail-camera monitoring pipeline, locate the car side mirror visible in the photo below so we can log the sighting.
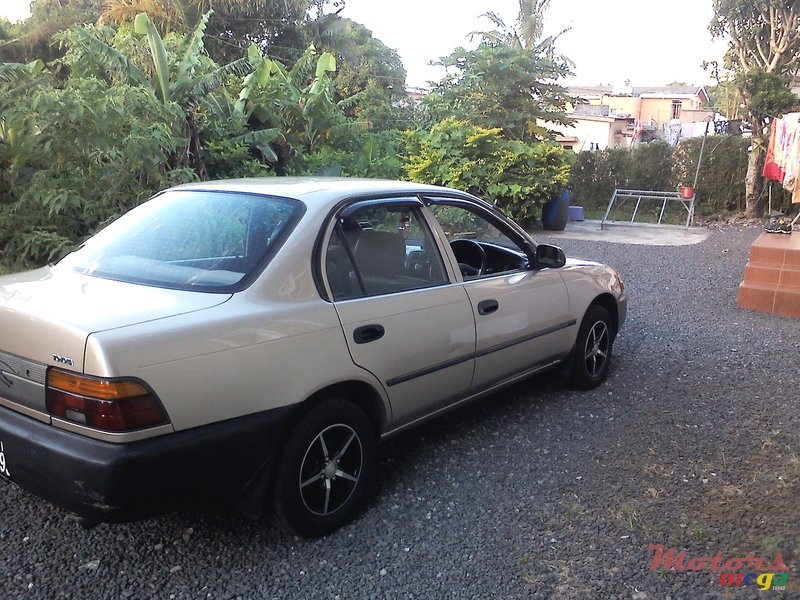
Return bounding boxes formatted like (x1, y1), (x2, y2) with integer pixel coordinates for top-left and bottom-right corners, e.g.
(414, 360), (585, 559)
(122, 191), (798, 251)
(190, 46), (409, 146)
(533, 243), (566, 269)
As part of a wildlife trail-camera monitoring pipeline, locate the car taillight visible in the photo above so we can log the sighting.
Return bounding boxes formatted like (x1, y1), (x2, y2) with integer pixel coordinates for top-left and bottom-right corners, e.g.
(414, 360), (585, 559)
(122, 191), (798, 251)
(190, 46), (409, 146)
(46, 369), (169, 432)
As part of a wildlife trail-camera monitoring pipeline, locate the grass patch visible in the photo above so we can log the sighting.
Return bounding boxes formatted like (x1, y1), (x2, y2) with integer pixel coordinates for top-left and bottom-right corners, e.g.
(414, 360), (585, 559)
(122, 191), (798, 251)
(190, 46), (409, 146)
(763, 535), (784, 556)
(609, 503), (641, 530)
(582, 201), (692, 225)
(691, 526), (711, 543)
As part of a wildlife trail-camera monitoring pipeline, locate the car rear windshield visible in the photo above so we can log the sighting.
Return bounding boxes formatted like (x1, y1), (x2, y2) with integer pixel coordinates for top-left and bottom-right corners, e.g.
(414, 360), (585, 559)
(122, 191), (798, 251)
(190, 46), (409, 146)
(56, 190), (304, 292)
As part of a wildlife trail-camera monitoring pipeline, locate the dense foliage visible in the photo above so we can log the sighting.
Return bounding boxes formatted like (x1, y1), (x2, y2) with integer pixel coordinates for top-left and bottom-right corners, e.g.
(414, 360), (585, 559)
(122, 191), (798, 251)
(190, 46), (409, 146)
(0, 75), (194, 264)
(1, 9), (576, 268)
(405, 118), (572, 225)
(421, 44), (572, 141)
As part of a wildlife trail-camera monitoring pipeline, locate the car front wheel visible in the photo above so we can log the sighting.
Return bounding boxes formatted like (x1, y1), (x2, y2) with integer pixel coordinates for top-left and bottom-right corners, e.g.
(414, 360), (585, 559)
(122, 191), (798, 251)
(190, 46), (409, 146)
(569, 305), (614, 390)
(271, 398), (376, 537)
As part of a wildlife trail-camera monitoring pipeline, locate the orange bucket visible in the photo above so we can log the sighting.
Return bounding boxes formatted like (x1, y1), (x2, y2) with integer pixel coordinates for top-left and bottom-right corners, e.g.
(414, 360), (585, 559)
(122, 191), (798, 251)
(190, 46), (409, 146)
(680, 186), (695, 199)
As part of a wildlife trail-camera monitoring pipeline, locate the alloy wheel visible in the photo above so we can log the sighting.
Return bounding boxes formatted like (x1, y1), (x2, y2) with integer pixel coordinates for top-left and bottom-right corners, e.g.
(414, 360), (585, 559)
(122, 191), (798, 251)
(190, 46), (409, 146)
(583, 320), (609, 378)
(298, 423), (363, 516)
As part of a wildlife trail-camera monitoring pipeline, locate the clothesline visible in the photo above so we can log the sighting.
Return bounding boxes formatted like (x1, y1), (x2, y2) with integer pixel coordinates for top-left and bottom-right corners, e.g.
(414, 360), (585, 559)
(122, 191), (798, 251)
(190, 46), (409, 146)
(660, 115), (739, 147)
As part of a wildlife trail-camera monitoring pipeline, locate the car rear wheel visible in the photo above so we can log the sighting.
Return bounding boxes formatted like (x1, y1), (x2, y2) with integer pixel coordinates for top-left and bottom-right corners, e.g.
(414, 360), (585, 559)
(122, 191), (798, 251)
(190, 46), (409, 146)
(569, 305), (614, 390)
(271, 398), (376, 537)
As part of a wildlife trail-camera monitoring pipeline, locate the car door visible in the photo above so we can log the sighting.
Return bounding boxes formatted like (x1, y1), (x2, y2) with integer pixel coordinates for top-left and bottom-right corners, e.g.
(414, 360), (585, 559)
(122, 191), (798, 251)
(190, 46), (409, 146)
(426, 199), (576, 392)
(322, 198), (476, 427)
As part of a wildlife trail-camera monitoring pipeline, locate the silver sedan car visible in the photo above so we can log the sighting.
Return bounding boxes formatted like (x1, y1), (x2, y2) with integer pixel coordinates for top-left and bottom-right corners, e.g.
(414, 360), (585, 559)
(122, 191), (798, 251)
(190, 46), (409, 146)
(0, 178), (626, 536)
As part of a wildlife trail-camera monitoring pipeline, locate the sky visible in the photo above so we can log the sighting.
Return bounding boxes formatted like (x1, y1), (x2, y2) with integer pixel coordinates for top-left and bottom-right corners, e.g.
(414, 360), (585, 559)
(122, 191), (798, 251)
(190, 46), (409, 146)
(1, 0), (729, 89)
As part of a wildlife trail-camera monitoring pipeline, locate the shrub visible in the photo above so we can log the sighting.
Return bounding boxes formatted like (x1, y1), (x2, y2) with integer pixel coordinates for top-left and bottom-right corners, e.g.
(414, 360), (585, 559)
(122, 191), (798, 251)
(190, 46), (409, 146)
(403, 118), (572, 225)
(0, 78), (194, 265)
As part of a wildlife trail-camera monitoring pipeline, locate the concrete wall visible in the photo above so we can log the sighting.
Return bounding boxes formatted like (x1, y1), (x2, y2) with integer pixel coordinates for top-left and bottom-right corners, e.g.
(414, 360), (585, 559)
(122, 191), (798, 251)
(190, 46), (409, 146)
(545, 116), (634, 151)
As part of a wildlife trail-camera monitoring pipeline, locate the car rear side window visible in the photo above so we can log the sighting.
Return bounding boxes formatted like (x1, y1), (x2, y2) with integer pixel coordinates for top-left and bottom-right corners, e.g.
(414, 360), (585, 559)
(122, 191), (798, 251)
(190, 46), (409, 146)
(325, 203), (447, 300)
(56, 190), (303, 292)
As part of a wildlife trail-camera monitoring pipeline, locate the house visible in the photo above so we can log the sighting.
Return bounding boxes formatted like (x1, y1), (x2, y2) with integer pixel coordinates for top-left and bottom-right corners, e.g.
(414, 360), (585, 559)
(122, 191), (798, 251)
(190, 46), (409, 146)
(550, 105), (637, 152)
(547, 85), (713, 151)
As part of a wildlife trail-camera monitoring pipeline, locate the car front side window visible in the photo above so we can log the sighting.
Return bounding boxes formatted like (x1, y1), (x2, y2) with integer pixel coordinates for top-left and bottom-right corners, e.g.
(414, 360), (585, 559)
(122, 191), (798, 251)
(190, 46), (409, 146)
(427, 202), (530, 279)
(324, 202), (448, 300)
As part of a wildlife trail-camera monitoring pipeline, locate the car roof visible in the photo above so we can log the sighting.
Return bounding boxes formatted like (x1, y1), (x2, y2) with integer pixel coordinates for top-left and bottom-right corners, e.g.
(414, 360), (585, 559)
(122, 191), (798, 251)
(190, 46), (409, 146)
(172, 178), (468, 208)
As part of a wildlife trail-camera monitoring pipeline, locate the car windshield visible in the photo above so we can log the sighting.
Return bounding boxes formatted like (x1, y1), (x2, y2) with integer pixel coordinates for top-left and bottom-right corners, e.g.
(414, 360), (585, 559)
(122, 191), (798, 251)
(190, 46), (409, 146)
(56, 190), (303, 292)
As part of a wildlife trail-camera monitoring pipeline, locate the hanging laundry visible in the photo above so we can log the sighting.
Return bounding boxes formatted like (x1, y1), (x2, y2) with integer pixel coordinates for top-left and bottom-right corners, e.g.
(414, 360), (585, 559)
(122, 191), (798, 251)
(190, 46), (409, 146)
(663, 119), (682, 145)
(763, 120), (785, 183)
(761, 113), (800, 201)
(779, 114), (800, 202)
(714, 119), (732, 135)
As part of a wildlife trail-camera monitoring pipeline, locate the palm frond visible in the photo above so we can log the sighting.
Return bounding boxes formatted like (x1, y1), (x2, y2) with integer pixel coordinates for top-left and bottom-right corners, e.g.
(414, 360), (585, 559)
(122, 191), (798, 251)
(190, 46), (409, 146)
(101, 0), (187, 33)
(134, 13), (171, 103)
(326, 121), (368, 137)
(234, 128), (281, 145)
(480, 11), (510, 30)
(336, 90), (364, 111)
(288, 46), (317, 83)
(518, 0), (551, 49)
(471, 12), (522, 48)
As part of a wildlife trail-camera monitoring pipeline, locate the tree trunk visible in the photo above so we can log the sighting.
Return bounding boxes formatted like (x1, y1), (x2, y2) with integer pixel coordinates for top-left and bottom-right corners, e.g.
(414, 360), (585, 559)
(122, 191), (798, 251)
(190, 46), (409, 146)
(744, 140), (765, 218)
(186, 111), (208, 181)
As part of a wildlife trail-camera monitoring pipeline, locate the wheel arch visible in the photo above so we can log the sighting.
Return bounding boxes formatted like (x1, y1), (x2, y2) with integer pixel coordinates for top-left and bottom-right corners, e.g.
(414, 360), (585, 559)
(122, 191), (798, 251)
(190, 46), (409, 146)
(295, 380), (389, 437)
(590, 293), (619, 337)
(234, 379), (387, 520)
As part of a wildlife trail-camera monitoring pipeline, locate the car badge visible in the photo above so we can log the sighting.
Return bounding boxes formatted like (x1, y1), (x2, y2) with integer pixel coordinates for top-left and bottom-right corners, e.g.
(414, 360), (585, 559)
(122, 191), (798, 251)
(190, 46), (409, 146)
(52, 354), (75, 366)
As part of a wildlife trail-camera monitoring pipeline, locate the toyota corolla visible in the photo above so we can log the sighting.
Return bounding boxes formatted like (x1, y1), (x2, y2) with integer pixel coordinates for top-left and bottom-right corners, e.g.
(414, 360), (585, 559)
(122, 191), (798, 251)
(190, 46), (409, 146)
(0, 178), (626, 536)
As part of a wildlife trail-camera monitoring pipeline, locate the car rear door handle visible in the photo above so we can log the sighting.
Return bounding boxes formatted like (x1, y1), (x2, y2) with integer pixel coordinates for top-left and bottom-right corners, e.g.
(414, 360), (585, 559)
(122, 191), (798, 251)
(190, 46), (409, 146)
(477, 299), (499, 315)
(353, 324), (385, 344)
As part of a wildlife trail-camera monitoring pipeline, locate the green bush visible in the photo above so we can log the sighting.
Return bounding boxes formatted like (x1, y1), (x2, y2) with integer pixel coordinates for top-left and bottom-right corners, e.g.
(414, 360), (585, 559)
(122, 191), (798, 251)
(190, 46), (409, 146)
(0, 78), (195, 265)
(301, 130), (405, 179)
(403, 118), (572, 225)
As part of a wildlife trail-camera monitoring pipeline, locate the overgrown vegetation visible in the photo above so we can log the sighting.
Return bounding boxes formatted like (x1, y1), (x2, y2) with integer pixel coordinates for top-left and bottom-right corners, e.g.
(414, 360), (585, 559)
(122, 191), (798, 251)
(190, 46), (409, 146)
(1, 4), (576, 269)
(405, 118), (571, 225)
(709, 0), (800, 216)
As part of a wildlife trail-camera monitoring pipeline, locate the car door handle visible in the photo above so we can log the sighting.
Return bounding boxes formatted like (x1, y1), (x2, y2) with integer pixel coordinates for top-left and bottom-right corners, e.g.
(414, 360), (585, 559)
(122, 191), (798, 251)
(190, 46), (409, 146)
(477, 299), (499, 315)
(353, 324), (385, 344)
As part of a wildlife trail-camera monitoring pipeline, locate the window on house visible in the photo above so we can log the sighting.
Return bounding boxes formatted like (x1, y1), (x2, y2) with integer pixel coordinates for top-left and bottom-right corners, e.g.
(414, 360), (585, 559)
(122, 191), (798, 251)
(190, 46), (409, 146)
(671, 100), (682, 120)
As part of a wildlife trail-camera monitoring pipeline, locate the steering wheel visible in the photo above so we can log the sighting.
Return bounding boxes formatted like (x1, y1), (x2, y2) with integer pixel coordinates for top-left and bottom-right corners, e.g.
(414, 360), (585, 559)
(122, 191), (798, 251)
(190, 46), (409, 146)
(450, 239), (487, 277)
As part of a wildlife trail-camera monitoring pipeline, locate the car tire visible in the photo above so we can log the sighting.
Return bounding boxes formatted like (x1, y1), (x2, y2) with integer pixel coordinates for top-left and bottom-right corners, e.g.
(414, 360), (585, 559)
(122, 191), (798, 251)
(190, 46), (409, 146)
(569, 305), (614, 390)
(271, 398), (376, 537)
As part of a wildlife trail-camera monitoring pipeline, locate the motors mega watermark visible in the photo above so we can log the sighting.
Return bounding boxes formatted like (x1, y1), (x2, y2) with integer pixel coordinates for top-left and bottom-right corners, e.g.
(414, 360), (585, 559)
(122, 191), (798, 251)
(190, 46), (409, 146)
(648, 544), (791, 591)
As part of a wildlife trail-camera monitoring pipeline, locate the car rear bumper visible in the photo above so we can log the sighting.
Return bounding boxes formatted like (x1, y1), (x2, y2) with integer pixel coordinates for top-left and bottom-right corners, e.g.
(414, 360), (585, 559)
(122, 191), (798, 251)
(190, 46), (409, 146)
(0, 404), (293, 522)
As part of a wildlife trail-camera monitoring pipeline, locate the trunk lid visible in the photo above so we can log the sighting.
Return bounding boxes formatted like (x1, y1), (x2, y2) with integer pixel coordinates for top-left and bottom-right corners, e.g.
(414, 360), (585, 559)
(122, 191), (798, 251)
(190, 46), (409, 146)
(0, 267), (231, 372)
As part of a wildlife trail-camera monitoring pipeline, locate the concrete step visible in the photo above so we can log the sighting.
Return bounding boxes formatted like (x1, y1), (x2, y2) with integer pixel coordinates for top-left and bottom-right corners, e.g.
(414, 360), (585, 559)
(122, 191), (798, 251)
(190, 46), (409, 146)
(737, 232), (800, 318)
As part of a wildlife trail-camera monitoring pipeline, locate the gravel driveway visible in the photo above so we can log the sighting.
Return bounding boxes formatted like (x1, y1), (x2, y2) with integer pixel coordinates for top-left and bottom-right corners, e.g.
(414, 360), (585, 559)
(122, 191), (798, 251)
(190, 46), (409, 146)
(1, 225), (798, 599)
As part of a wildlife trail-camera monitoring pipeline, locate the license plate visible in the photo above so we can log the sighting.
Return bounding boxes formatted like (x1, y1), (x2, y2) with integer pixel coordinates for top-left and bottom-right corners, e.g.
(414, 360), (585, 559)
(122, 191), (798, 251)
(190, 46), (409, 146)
(0, 441), (11, 480)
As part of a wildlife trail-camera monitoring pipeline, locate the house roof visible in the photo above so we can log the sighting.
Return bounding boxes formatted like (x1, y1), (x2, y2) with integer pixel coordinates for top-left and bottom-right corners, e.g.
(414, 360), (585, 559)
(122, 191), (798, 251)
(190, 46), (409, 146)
(569, 85), (709, 103)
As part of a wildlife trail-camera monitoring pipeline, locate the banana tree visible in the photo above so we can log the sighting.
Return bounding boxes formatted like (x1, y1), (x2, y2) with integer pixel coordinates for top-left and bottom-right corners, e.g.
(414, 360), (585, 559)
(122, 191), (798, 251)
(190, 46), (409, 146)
(133, 11), (256, 178)
(216, 44), (358, 173)
(65, 12), (251, 179)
